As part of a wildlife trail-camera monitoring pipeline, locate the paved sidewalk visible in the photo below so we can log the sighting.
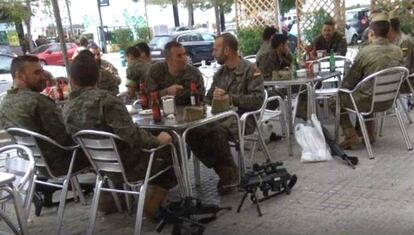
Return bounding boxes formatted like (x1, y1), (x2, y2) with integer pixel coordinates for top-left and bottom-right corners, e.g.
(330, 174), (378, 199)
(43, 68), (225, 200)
(1, 115), (414, 235)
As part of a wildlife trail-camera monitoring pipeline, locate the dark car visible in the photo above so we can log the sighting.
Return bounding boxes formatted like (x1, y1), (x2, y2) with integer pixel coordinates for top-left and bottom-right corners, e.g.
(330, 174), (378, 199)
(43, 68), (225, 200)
(346, 7), (370, 39)
(149, 31), (216, 65)
(32, 43), (77, 66)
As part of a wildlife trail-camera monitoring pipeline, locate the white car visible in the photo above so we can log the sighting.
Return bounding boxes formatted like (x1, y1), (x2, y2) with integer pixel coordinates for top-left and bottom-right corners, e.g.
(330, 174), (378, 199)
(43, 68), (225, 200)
(0, 54), (68, 94)
(289, 23), (359, 45)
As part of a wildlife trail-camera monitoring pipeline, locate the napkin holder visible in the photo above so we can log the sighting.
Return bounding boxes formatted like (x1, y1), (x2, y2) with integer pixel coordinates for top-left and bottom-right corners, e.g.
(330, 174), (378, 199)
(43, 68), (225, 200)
(211, 96), (230, 114)
(161, 95), (176, 116)
(183, 106), (204, 121)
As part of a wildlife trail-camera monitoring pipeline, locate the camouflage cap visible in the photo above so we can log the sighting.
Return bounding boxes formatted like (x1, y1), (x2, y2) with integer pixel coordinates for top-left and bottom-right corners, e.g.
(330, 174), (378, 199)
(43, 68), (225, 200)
(370, 12), (389, 22)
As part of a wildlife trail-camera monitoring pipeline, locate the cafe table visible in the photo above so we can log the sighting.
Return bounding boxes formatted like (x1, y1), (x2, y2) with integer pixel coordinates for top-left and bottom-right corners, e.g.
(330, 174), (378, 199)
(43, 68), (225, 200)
(263, 71), (342, 156)
(131, 106), (244, 197)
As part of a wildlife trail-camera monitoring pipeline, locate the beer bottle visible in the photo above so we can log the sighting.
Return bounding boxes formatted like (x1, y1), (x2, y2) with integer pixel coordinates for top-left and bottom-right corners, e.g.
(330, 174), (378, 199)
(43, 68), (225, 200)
(140, 80), (149, 109)
(190, 81), (199, 106)
(329, 49), (336, 73)
(151, 91), (161, 122)
(57, 87), (64, 101)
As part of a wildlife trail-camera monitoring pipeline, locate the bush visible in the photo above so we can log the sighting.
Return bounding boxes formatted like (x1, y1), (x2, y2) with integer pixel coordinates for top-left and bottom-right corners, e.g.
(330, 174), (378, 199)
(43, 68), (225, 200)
(110, 28), (134, 50)
(236, 27), (264, 56)
(134, 27), (151, 42)
(302, 8), (330, 45)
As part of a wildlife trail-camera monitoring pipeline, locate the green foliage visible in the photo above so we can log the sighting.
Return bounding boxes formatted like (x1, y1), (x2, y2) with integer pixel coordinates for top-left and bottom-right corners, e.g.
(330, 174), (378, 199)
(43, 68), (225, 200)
(110, 28), (134, 50)
(134, 27), (151, 42)
(376, 1), (414, 35)
(236, 27), (263, 56)
(302, 8), (330, 44)
(279, 0), (295, 14)
(0, 2), (30, 23)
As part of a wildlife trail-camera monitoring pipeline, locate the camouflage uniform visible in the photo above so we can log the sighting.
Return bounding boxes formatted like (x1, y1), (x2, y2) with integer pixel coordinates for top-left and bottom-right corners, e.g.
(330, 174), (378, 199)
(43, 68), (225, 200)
(146, 62), (205, 105)
(256, 42), (272, 67)
(100, 59), (121, 81)
(312, 32), (348, 56)
(0, 88), (90, 176)
(390, 32), (414, 93)
(258, 50), (292, 80)
(339, 38), (403, 129)
(126, 59), (152, 98)
(187, 58), (264, 168)
(98, 68), (120, 95)
(62, 87), (177, 189)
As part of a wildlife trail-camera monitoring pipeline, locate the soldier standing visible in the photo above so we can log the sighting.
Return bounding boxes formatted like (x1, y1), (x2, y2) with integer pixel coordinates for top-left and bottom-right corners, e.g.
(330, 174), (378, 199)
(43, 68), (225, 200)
(338, 12), (403, 149)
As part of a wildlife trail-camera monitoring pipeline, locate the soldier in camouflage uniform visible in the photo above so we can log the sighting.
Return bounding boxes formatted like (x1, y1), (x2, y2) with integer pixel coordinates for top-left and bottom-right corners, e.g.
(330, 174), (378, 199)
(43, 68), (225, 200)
(0, 55), (90, 177)
(256, 26), (277, 68)
(188, 34), (264, 195)
(258, 34), (292, 80)
(125, 43), (153, 100)
(338, 12), (403, 149)
(63, 54), (177, 218)
(146, 42), (205, 105)
(311, 19), (347, 57)
(388, 11), (414, 93)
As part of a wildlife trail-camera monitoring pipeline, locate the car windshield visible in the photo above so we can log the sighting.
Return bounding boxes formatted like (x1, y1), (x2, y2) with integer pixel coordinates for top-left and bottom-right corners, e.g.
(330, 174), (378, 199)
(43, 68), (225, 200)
(32, 44), (51, 54)
(149, 36), (172, 49)
(0, 55), (12, 74)
(346, 12), (357, 21)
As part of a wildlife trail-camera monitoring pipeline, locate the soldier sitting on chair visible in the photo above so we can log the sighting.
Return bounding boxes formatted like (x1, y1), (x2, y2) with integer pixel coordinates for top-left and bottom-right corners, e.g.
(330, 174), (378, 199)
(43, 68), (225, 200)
(337, 12), (403, 149)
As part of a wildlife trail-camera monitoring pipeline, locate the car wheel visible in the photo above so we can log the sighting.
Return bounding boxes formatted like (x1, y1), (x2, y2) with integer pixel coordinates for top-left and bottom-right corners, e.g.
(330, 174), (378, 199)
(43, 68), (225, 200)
(351, 35), (358, 45)
(39, 60), (47, 66)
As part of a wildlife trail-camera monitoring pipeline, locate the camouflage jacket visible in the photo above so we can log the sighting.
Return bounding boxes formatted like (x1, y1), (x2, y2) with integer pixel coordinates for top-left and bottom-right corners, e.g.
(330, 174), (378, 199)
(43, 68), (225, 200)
(126, 59), (152, 88)
(312, 32), (347, 56)
(256, 42), (272, 67)
(258, 50), (292, 80)
(62, 87), (160, 180)
(0, 87), (89, 176)
(206, 58), (264, 113)
(341, 38), (403, 101)
(146, 62), (205, 106)
(100, 59), (121, 81)
(391, 32), (414, 74)
(98, 68), (120, 95)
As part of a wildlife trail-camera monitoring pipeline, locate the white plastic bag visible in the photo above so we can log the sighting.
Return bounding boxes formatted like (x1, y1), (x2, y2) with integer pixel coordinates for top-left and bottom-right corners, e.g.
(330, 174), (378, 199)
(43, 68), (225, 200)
(294, 114), (332, 162)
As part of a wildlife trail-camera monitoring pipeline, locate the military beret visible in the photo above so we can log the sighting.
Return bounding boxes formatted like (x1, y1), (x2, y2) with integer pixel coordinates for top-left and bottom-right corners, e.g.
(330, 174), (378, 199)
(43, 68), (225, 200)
(370, 12), (389, 22)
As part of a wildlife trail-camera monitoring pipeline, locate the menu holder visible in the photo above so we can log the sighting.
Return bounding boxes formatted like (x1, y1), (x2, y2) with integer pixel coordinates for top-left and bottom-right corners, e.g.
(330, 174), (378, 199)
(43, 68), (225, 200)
(211, 96), (230, 114)
(183, 106), (204, 121)
(272, 70), (292, 81)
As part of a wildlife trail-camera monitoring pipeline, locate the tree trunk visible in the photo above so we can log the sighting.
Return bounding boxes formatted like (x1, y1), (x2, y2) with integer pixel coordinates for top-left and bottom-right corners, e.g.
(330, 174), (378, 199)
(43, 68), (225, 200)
(213, 0), (221, 35)
(51, 0), (70, 76)
(219, 4), (225, 32)
(187, 0), (194, 27)
(25, 0), (33, 53)
(65, 0), (74, 38)
(172, 0), (180, 27)
(97, 0), (106, 53)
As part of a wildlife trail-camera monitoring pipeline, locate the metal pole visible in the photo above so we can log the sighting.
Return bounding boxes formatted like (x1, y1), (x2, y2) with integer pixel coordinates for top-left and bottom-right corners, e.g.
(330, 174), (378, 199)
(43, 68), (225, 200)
(97, 0), (107, 53)
(64, 0), (74, 38)
(51, 0), (70, 76)
(214, 0), (221, 35)
(275, 0), (282, 32)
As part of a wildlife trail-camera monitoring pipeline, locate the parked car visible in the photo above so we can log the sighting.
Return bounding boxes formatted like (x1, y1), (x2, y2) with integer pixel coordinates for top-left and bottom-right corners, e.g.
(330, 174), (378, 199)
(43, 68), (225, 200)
(32, 43), (77, 66)
(346, 7), (370, 39)
(149, 31), (216, 65)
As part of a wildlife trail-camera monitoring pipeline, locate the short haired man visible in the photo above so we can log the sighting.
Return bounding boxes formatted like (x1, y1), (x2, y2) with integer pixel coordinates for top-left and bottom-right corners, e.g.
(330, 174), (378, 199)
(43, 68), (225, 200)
(388, 10), (414, 93)
(125, 43), (153, 101)
(258, 34), (292, 80)
(187, 33), (265, 195)
(0, 55), (89, 176)
(338, 12), (403, 149)
(256, 26), (278, 67)
(146, 41), (205, 105)
(311, 19), (347, 57)
(63, 54), (177, 218)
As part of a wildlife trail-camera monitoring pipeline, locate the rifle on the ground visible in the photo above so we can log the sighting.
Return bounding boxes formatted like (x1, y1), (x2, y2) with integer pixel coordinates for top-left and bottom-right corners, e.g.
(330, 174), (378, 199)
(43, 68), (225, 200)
(156, 197), (231, 235)
(321, 126), (359, 169)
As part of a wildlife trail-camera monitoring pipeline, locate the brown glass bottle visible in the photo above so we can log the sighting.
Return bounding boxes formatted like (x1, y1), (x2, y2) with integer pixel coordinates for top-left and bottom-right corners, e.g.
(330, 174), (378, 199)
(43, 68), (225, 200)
(140, 80), (149, 109)
(151, 91), (161, 122)
(190, 81), (199, 106)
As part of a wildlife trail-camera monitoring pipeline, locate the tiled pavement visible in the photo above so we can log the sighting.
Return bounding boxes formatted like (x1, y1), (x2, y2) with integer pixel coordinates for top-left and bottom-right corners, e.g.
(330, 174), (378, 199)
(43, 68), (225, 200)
(2, 115), (414, 234)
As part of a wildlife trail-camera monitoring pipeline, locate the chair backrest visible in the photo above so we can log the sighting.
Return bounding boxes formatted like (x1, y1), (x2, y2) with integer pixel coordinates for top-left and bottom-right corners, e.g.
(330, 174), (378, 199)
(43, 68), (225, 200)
(6, 127), (72, 179)
(346, 48), (358, 61)
(354, 67), (408, 115)
(244, 55), (256, 63)
(72, 130), (129, 183)
(0, 144), (35, 216)
(315, 55), (353, 76)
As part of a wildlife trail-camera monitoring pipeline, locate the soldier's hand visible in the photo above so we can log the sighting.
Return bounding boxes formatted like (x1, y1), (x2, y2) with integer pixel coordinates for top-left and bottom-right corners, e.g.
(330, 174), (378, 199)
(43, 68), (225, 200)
(214, 94), (229, 101)
(213, 86), (226, 98)
(166, 84), (183, 96)
(157, 131), (172, 145)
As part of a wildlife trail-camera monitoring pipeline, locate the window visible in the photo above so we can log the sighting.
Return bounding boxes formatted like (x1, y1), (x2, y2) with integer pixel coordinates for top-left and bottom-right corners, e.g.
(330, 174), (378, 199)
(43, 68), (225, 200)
(201, 33), (215, 42)
(177, 35), (191, 42)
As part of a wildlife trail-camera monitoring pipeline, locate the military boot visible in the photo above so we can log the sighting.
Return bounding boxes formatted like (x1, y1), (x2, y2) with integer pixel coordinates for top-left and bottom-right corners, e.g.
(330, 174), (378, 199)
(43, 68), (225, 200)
(98, 191), (118, 214)
(365, 121), (377, 144)
(340, 127), (361, 150)
(144, 185), (169, 220)
(213, 160), (239, 196)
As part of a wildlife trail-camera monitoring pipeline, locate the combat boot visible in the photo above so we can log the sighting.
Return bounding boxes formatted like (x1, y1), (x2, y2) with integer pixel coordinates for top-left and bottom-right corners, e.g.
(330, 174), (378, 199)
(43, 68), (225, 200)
(144, 185), (169, 220)
(365, 121), (376, 144)
(98, 191), (118, 214)
(213, 160), (239, 196)
(340, 127), (361, 150)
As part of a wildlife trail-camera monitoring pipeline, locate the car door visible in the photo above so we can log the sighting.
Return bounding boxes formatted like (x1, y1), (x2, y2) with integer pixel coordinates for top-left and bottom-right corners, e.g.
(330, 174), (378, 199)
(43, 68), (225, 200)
(180, 33), (214, 65)
(46, 44), (62, 65)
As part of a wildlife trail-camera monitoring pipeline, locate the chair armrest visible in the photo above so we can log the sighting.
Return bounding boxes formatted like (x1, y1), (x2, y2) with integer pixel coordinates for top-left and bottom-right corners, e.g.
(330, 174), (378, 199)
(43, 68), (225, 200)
(141, 143), (174, 154)
(337, 88), (353, 94)
(240, 109), (261, 123)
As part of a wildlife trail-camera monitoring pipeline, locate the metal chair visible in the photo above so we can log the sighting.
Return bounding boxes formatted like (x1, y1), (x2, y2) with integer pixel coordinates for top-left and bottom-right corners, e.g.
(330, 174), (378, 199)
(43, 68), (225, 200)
(0, 144), (35, 235)
(73, 130), (183, 235)
(336, 66), (412, 159)
(244, 55), (257, 63)
(346, 48), (358, 61)
(6, 127), (87, 234)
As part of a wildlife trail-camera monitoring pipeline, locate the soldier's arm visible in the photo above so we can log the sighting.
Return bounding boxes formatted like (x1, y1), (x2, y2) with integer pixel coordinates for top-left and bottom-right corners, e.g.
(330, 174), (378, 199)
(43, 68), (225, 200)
(230, 67), (265, 110)
(337, 35), (348, 56)
(104, 96), (159, 149)
(36, 95), (74, 146)
(341, 52), (364, 90)
(258, 53), (273, 80)
(195, 69), (206, 101)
